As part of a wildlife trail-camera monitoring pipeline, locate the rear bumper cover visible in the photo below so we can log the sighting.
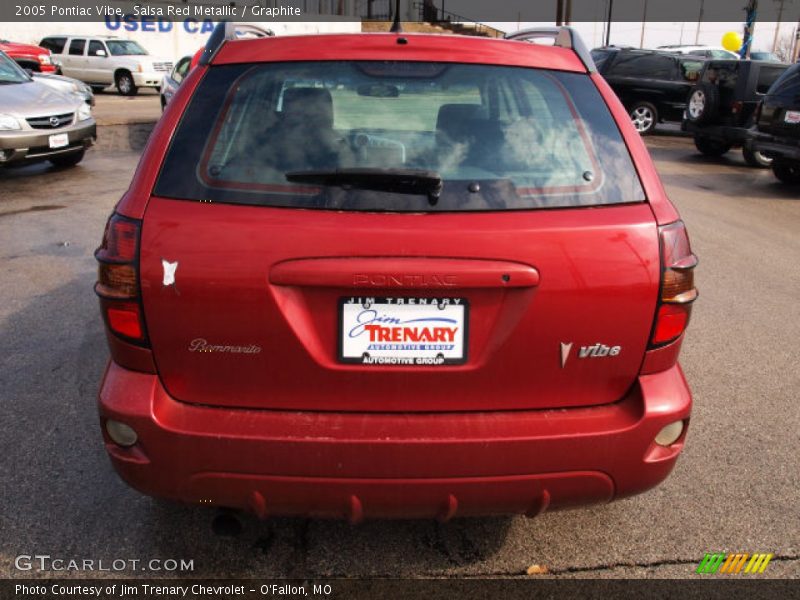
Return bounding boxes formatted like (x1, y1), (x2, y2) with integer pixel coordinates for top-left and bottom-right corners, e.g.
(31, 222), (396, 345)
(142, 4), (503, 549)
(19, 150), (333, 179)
(98, 361), (692, 519)
(751, 133), (800, 161)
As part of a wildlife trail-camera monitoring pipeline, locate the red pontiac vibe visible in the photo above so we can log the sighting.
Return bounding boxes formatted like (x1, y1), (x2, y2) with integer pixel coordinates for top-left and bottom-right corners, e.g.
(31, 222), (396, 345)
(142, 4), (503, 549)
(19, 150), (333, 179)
(95, 25), (697, 521)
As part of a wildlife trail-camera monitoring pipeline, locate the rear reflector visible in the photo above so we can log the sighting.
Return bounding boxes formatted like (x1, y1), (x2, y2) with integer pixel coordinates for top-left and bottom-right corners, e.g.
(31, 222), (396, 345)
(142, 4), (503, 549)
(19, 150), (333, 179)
(650, 221), (697, 348)
(106, 301), (144, 340)
(96, 263), (137, 299)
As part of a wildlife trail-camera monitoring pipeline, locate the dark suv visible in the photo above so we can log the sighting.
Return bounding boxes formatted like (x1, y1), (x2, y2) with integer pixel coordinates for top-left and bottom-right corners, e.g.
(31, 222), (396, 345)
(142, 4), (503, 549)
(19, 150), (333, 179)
(751, 63), (800, 183)
(592, 47), (703, 134)
(683, 59), (788, 167)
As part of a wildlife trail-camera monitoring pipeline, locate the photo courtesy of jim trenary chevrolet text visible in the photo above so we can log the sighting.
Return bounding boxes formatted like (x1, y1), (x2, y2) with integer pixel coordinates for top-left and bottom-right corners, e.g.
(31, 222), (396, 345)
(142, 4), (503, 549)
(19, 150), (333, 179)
(0, 0), (798, 597)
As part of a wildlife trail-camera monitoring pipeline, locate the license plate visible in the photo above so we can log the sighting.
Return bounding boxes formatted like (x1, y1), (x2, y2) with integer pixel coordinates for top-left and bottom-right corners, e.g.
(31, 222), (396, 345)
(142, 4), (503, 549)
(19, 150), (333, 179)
(784, 110), (800, 124)
(48, 133), (69, 148)
(339, 297), (467, 365)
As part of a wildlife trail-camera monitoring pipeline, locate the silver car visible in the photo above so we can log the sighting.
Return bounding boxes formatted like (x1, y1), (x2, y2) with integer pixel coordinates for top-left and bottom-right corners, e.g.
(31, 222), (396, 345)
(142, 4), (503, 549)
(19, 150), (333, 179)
(160, 54), (191, 111)
(32, 71), (94, 106)
(0, 50), (96, 168)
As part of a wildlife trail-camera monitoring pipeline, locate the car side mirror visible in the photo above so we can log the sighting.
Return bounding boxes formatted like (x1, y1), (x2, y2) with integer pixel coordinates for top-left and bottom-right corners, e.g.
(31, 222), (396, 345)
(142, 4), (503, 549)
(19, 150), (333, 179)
(95, 49), (107, 57)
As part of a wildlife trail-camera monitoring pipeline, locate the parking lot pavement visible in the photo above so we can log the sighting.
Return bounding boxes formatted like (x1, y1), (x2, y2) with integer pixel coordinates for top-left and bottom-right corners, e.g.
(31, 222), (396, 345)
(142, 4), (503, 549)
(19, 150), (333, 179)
(0, 136), (798, 580)
(91, 89), (162, 126)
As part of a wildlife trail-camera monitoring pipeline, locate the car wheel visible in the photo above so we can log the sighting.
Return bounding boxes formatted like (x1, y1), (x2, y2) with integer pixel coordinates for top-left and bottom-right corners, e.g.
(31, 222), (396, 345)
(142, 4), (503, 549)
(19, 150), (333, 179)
(629, 102), (658, 135)
(772, 159), (800, 184)
(116, 71), (138, 96)
(686, 83), (719, 124)
(742, 147), (773, 168)
(694, 136), (731, 157)
(49, 149), (85, 168)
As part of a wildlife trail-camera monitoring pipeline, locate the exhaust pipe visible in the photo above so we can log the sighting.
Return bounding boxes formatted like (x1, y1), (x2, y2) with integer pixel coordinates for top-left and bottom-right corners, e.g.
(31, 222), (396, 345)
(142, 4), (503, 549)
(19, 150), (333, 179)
(212, 509), (243, 537)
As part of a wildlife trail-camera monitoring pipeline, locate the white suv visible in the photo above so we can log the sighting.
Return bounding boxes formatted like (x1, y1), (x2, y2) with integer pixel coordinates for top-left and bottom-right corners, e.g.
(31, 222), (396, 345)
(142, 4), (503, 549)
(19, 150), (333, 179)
(39, 35), (174, 96)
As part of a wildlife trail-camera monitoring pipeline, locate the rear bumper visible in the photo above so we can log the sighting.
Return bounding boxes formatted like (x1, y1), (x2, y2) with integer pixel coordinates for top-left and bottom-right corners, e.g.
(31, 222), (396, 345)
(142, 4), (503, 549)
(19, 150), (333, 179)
(98, 361), (692, 520)
(682, 121), (750, 144)
(751, 134), (800, 162)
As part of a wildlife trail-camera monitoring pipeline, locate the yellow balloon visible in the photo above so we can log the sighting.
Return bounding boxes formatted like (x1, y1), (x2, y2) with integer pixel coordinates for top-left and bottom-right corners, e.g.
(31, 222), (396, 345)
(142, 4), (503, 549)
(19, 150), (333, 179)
(722, 31), (743, 53)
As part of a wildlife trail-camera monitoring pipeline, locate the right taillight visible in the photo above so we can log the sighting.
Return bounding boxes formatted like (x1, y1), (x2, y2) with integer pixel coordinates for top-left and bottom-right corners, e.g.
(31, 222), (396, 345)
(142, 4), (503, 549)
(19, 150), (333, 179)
(650, 221), (698, 347)
(95, 214), (148, 346)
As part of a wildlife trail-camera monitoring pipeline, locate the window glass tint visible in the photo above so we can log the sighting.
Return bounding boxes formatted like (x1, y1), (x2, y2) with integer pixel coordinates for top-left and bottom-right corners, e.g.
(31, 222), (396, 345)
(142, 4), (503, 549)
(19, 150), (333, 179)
(590, 49), (612, 69)
(155, 62), (644, 212)
(68, 39), (85, 56)
(756, 66), (787, 94)
(40, 37), (66, 54)
(173, 57), (190, 83)
(703, 64), (738, 90)
(609, 53), (674, 79)
(88, 40), (105, 57)
(768, 64), (800, 96)
(106, 40), (147, 56)
(680, 60), (703, 82)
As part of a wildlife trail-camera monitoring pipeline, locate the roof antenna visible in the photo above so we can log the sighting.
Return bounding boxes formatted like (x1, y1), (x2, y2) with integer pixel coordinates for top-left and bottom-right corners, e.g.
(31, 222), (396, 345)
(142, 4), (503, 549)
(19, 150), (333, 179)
(389, 0), (403, 33)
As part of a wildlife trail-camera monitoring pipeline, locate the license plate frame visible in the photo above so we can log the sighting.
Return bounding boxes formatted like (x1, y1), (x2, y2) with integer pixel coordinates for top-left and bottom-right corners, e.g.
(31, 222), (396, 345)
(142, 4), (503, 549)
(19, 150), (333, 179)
(784, 110), (800, 124)
(338, 296), (468, 366)
(48, 133), (69, 148)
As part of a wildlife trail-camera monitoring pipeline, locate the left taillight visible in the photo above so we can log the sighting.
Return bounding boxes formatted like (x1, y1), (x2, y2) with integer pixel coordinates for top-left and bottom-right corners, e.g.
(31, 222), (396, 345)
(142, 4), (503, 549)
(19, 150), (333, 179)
(650, 221), (698, 347)
(95, 214), (148, 346)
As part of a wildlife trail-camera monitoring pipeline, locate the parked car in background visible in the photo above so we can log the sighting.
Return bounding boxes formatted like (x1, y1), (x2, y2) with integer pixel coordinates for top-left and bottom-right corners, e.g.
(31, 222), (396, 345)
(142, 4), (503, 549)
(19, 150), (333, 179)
(159, 55), (191, 110)
(683, 59), (788, 166)
(32, 71), (94, 106)
(39, 35), (174, 96)
(592, 47), (704, 134)
(0, 39), (55, 72)
(95, 24), (697, 520)
(0, 51), (95, 168)
(751, 63), (800, 183)
(749, 51), (781, 62)
(657, 45), (740, 60)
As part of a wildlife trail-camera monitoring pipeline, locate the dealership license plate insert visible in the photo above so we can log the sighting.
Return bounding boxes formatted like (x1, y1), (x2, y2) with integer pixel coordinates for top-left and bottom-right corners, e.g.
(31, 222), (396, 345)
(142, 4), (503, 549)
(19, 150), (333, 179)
(784, 110), (800, 124)
(339, 297), (468, 365)
(48, 133), (69, 148)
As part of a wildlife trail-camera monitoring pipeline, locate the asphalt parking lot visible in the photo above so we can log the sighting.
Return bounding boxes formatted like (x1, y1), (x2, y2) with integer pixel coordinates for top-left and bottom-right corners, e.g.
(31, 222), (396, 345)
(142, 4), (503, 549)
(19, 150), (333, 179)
(0, 110), (798, 579)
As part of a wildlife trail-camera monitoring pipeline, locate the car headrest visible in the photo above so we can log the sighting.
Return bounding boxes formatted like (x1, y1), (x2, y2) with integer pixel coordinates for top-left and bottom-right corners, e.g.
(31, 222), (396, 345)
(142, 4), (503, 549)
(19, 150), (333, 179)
(281, 88), (334, 129)
(436, 103), (486, 142)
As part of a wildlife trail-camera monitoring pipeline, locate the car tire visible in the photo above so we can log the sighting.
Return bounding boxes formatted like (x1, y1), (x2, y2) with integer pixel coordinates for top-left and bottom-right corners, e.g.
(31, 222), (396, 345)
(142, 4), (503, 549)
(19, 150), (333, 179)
(116, 71), (138, 96)
(49, 149), (85, 168)
(772, 159), (800, 184)
(742, 146), (773, 168)
(629, 101), (658, 135)
(686, 83), (719, 124)
(694, 135), (731, 157)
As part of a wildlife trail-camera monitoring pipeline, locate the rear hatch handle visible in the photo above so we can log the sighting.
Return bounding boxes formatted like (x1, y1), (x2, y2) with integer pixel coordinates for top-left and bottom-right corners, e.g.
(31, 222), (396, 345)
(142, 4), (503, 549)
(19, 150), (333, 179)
(269, 257), (540, 289)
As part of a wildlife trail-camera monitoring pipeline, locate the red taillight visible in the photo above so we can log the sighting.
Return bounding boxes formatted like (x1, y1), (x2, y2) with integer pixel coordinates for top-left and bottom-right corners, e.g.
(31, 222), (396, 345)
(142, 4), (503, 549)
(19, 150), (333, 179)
(95, 214), (147, 345)
(106, 302), (144, 339)
(650, 221), (697, 348)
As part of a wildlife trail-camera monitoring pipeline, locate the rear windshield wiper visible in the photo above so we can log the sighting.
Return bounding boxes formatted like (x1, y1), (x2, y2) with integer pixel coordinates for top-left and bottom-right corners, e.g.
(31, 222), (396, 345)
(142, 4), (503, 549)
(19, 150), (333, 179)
(285, 168), (443, 205)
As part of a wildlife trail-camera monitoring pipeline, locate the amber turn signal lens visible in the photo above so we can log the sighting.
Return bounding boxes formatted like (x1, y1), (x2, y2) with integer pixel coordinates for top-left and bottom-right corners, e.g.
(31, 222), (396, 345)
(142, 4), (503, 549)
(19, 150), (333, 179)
(662, 268), (697, 303)
(96, 263), (137, 299)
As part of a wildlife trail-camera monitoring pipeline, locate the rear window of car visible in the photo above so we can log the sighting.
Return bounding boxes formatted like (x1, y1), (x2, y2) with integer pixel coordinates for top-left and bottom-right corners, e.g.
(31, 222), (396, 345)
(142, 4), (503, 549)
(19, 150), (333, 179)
(40, 37), (66, 54)
(155, 61), (644, 212)
(768, 64), (800, 97)
(756, 66), (787, 94)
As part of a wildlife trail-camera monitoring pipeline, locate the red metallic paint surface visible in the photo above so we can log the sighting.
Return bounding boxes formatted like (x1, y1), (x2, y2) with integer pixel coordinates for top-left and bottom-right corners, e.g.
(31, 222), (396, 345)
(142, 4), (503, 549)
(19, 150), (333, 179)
(99, 360), (690, 518)
(139, 200), (660, 412)
(215, 33), (586, 72)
